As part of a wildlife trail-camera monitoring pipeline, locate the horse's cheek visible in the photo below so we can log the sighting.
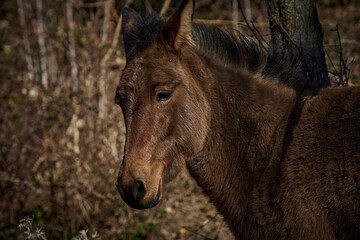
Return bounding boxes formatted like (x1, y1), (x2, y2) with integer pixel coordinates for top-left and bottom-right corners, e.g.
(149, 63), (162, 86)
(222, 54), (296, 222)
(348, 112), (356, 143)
(186, 94), (211, 155)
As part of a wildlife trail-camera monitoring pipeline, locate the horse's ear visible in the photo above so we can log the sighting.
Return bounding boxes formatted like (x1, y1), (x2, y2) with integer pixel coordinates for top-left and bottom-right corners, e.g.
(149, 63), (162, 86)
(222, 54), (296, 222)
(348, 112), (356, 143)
(121, 7), (142, 57)
(161, 0), (194, 51)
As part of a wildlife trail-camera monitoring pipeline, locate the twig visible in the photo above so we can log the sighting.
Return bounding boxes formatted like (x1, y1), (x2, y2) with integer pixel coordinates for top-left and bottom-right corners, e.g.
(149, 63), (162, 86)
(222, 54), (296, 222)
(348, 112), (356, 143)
(250, 20), (269, 46)
(143, 0), (153, 13)
(185, 213), (219, 240)
(160, 0), (171, 16)
(332, 24), (350, 86)
(100, 6), (125, 65)
(101, 0), (135, 65)
(323, 46), (339, 78)
(195, 0), (212, 9)
(74, 2), (106, 8)
(194, 19), (267, 26)
(324, 39), (360, 47)
(236, 0), (264, 49)
(184, 228), (212, 240)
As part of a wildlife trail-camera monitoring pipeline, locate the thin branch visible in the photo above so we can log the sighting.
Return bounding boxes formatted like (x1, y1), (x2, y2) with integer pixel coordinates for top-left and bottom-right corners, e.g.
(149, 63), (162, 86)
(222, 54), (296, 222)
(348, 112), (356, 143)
(185, 213), (219, 240)
(324, 39), (360, 47)
(195, 0), (212, 9)
(160, 0), (172, 16)
(143, 0), (153, 13)
(329, 24), (352, 86)
(327, 70), (338, 76)
(74, 2), (106, 8)
(184, 228), (212, 240)
(194, 19), (267, 26)
(334, 25), (348, 86)
(250, 20), (269, 46)
(236, 0), (265, 49)
(323, 46), (339, 78)
(100, 8), (124, 65)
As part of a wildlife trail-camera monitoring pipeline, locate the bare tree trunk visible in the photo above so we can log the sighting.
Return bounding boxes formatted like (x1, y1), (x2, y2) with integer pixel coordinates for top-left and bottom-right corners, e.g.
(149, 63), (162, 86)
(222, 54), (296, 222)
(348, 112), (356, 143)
(66, 0), (79, 98)
(16, 0), (35, 83)
(36, 0), (49, 89)
(267, 0), (330, 89)
(66, 0), (80, 154)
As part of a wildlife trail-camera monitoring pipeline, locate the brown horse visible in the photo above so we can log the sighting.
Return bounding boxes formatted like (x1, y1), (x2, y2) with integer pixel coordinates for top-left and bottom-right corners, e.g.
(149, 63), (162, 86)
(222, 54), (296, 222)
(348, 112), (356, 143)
(115, 0), (360, 239)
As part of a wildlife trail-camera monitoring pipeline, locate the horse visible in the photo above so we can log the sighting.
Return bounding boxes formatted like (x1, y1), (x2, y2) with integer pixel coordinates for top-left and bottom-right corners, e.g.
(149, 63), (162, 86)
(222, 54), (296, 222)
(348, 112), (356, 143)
(115, 0), (360, 239)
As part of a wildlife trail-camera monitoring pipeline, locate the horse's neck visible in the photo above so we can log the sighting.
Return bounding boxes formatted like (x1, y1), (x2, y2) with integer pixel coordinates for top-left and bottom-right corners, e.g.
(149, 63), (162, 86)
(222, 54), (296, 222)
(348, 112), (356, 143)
(186, 58), (297, 236)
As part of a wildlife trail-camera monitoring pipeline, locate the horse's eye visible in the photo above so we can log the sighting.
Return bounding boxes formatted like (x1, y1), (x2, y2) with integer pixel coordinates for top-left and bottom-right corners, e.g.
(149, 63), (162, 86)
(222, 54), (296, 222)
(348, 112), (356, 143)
(156, 92), (172, 102)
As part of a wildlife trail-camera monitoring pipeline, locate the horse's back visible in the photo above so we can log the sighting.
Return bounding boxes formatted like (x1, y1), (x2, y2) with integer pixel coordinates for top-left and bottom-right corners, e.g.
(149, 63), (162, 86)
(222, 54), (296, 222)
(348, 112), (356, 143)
(282, 85), (360, 239)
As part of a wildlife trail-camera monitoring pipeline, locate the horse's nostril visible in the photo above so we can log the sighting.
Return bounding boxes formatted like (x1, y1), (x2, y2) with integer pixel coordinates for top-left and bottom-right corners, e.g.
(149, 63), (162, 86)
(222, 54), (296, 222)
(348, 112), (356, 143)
(132, 180), (146, 200)
(137, 180), (145, 194)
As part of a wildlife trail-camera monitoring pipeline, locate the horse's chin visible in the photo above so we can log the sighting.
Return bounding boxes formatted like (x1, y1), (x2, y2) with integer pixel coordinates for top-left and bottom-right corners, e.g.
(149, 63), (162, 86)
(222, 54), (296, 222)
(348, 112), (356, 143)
(127, 198), (160, 209)
(131, 187), (161, 209)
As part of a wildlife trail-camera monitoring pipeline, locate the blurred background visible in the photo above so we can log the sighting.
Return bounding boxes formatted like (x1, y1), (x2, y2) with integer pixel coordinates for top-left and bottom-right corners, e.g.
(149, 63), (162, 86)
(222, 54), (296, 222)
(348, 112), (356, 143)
(1, 0), (359, 239)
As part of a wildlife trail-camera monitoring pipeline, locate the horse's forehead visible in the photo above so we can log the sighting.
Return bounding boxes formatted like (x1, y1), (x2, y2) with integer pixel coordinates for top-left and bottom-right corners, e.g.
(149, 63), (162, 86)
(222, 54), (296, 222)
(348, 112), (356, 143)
(123, 49), (178, 84)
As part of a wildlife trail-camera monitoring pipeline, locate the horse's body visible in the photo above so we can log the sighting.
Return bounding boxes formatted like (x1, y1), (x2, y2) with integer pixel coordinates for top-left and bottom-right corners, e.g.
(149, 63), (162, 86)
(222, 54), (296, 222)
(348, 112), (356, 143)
(115, 0), (360, 239)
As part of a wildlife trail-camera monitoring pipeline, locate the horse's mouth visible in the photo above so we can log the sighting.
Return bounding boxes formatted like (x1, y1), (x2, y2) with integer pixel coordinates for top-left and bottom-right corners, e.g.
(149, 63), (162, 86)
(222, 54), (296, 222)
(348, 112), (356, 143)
(118, 180), (162, 209)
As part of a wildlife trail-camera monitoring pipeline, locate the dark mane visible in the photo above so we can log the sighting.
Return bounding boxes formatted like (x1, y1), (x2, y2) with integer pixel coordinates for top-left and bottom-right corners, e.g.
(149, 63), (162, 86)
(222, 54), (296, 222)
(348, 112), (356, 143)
(191, 23), (309, 92)
(123, 11), (165, 61)
(125, 11), (310, 92)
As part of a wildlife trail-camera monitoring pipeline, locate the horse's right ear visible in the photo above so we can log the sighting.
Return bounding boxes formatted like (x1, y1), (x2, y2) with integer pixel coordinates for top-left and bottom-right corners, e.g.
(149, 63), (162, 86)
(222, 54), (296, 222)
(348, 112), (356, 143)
(160, 0), (194, 51)
(121, 7), (142, 57)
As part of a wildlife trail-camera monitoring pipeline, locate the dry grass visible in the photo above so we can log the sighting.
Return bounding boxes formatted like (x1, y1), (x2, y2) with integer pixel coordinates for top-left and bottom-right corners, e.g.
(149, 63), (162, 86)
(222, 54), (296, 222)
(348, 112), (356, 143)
(18, 217), (47, 240)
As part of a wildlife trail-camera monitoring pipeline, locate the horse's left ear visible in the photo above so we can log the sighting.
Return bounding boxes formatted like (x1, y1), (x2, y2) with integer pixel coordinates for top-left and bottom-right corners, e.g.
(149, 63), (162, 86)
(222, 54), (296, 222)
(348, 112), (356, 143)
(161, 0), (194, 51)
(121, 7), (142, 58)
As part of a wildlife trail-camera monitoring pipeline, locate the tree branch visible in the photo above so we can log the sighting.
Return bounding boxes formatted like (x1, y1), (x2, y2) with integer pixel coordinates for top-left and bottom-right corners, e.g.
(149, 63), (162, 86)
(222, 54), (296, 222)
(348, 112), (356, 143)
(160, 0), (172, 16)
(236, 0), (265, 49)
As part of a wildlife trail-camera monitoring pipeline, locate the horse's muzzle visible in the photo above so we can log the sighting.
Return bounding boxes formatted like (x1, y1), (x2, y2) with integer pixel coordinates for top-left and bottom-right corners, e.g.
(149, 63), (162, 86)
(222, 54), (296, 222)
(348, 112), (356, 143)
(116, 180), (161, 209)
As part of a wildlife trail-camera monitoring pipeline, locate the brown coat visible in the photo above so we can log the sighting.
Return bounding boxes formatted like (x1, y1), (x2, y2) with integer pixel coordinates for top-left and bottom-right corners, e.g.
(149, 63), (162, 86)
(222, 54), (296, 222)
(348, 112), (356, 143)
(116, 0), (360, 239)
